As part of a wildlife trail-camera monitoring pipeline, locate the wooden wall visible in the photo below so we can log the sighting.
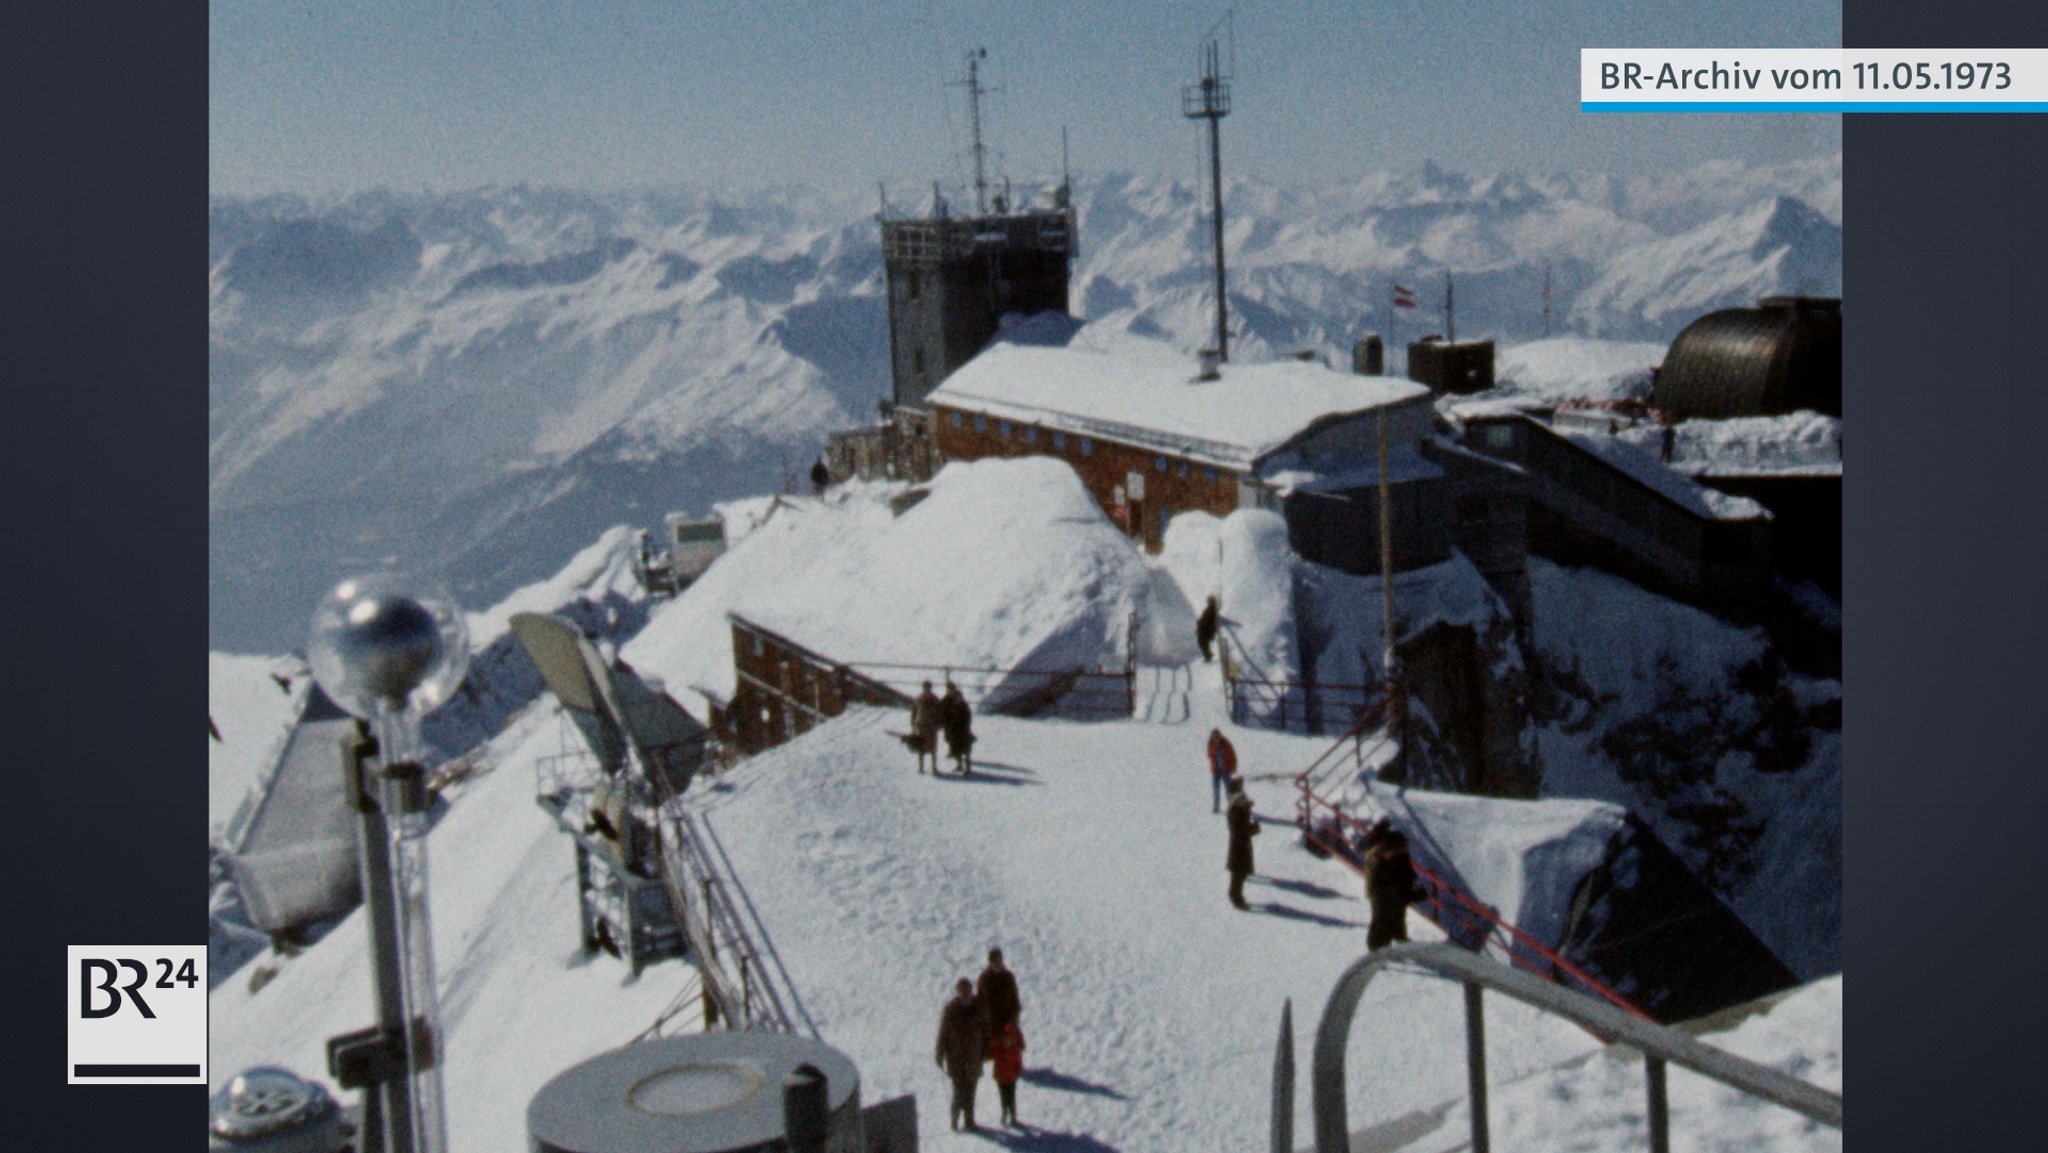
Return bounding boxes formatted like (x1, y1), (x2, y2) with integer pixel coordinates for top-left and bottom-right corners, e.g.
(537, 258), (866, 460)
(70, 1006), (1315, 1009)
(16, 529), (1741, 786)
(931, 405), (1243, 550)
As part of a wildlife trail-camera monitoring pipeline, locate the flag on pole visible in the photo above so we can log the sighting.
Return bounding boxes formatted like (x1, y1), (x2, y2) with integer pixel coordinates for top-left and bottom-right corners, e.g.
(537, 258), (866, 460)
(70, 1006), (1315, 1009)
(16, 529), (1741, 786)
(1392, 283), (1416, 309)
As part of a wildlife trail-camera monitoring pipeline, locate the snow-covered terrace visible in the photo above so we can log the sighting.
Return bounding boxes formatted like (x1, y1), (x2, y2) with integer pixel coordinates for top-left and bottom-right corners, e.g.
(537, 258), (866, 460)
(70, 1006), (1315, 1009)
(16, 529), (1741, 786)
(930, 342), (1432, 471)
(1647, 411), (1844, 479)
(622, 459), (1151, 716)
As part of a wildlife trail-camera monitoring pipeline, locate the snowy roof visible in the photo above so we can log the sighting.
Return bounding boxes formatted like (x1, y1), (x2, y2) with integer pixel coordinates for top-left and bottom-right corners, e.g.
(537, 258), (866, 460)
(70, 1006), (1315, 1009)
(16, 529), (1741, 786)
(622, 459), (1150, 713)
(1639, 411), (1843, 479)
(1495, 336), (1665, 403)
(1259, 441), (1444, 494)
(930, 341), (1431, 469)
(1554, 425), (1770, 521)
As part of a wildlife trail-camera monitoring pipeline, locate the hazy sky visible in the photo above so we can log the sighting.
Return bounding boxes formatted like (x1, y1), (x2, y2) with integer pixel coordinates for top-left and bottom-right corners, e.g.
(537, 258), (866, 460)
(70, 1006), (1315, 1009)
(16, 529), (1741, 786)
(211, 1), (1842, 198)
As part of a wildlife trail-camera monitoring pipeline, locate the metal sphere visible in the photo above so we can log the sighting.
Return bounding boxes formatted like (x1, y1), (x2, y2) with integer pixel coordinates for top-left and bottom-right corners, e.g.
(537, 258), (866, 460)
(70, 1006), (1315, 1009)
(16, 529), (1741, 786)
(334, 595), (443, 705)
(308, 571), (471, 719)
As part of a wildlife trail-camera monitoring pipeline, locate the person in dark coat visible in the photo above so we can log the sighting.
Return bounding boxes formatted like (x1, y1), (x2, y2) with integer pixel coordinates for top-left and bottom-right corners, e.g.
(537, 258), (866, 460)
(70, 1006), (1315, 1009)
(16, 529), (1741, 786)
(909, 681), (941, 774)
(1364, 828), (1426, 951)
(810, 457), (830, 496)
(935, 978), (989, 1131)
(976, 948), (1021, 1032)
(1196, 595), (1220, 662)
(1225, 776), (1259, 909)
(1206, 728), (1237, 813)
(941, 680), (975, 774)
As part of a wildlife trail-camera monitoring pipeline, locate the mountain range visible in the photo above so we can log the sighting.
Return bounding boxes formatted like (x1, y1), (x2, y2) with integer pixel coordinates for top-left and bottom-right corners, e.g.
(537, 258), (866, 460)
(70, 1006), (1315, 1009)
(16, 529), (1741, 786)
(209, 157), (1840, 651)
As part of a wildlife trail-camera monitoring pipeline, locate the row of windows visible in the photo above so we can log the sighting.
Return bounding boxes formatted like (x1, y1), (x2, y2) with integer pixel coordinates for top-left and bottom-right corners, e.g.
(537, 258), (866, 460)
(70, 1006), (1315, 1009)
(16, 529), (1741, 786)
(951, 410), (1096, 457)
(944, 409), (1225, 485)
(1155, 454), (1223, 485)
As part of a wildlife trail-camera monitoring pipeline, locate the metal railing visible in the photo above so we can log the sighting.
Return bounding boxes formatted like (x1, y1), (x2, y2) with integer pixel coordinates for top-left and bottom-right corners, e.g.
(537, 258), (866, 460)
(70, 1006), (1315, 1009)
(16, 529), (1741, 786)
(649, 768), (816, 1038)
(1297, 775), (1650, 1023)
(844, 658), (1135, 720)
(1283, 701), (1651, 1023)
(1222, 627), (1387, 736)
(1281, 943), (1841, 1153)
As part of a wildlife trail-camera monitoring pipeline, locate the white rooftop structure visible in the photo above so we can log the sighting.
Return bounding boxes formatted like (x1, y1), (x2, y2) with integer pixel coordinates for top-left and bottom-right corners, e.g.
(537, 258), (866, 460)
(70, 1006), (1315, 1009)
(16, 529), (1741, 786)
(1651, 411), (1844, 479)
(929, 341), (1432, 470)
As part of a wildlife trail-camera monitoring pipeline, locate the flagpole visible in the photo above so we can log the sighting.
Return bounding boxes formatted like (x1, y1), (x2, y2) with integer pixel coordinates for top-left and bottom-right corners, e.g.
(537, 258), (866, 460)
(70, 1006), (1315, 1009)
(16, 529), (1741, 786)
(1446, 271), (1456, 344)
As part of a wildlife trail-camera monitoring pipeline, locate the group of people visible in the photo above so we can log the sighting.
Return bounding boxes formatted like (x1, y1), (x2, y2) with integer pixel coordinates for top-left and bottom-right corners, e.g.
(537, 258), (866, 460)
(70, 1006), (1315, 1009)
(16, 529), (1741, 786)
(909, 680), (976, 775)
(934, 948), (1027, 1131)
(1208, 728), (1425, 941)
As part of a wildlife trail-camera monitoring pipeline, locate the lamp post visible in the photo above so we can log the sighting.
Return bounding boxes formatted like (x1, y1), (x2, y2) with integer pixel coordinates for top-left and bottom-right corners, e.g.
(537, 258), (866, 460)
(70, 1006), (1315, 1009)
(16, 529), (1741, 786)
(307, 573), (470, 1153)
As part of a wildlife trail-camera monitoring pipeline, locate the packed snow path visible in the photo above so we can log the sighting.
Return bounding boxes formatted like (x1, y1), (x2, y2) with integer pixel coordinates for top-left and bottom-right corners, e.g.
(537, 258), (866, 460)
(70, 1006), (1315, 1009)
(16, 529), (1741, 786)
(688, 707), (1601, 1152)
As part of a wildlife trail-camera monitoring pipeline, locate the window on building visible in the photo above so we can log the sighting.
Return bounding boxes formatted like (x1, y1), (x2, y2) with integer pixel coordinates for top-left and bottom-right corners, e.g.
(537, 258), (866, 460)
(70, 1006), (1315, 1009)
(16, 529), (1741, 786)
(974, 415), (987, 433)
(1081, 438), (1094, 456)
(1154, 456), (1168, 473)
(949, 411), (963, 428)
(1177, 460), (1190, 477)
(999, 420), (1013, 439)
(1205, 467), (1220, 484)
(1024, 426), (1037, 445)
(1053, 431), (1067, 451)
(1484, 423), (1517, 453)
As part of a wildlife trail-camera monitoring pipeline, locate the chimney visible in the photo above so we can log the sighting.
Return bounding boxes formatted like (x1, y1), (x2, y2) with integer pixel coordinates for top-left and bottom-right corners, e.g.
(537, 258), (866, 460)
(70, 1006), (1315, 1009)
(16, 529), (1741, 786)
(1353, 334), (1384, 375)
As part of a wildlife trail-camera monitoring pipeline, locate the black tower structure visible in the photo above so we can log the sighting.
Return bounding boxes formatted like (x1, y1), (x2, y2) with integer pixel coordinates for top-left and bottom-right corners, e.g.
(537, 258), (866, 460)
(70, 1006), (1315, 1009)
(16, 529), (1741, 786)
(1183, 33), (1232, 362)
(882, 48), (1074, 410)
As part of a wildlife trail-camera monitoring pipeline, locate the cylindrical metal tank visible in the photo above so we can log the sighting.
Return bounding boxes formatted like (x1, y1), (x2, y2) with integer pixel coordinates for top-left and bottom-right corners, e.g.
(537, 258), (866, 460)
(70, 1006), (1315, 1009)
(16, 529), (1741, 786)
(528, 1033), (863, 1153)
(1654, 296), (1841, 419)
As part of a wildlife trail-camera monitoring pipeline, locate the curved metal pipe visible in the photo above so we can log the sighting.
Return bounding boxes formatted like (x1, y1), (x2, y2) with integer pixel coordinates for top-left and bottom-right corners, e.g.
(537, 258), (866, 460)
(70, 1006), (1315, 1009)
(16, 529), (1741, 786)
(1306, 943), (1840, 1153)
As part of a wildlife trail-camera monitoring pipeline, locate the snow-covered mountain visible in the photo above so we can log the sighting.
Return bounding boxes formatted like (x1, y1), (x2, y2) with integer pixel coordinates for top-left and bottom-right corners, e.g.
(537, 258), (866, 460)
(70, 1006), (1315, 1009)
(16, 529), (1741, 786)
(209, 158), (1839, 651)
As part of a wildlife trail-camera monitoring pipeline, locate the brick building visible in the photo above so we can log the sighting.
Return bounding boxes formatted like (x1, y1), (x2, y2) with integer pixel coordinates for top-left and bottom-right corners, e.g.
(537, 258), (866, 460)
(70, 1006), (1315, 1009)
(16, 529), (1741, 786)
(924, 342), (1524, 592)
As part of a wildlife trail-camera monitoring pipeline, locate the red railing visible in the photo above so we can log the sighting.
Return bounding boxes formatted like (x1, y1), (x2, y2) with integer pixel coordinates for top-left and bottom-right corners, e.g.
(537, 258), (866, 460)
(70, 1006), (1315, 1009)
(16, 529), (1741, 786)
(1290, 718), (1654, 1024)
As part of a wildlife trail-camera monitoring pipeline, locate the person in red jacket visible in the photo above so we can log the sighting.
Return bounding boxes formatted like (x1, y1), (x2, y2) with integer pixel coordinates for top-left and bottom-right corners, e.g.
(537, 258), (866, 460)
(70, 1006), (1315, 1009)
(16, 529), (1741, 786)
(1206, 728), (1237, 813)
(988, 1020), (1025, 1127)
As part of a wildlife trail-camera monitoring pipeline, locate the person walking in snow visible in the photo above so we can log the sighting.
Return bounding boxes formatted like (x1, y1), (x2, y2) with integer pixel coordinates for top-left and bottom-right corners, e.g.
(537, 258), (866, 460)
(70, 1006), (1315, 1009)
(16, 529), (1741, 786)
(1364, 827), (1425, 951)
(1225, 776), (1260, 910)
(976, 947), (1021, 1032)
(1196, 595), (1221, 663)
(988, 1020), (1026, 1127)
(1206, 728), (1237, 813)
(935, 978), (989, 1131)
(941, 679), (975, 774)
(910, 681), (942, 774)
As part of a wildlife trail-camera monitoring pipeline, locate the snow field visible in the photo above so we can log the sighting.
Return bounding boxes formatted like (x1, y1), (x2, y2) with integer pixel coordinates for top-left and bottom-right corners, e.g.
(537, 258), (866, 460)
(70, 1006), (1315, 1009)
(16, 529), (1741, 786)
(690, 706), (1605, 1152)
(209, 653), (310, 838)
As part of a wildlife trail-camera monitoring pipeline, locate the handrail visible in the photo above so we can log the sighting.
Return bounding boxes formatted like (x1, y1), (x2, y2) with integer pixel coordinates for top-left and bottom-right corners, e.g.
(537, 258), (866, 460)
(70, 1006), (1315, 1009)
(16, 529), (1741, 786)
(1291, 943), (1841, 1153)
(1222, 625), (1386, 736)
(1295, 780), (1651, 1023)
(696, 814), (821, 1038)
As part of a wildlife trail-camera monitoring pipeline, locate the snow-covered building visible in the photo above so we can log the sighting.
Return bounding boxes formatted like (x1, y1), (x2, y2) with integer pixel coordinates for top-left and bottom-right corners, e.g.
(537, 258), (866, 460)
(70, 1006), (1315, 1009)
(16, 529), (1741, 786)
(1450, 406), (1774, 609)
(927, 341), (1530, 595)
(1641, 409), (1842, 596)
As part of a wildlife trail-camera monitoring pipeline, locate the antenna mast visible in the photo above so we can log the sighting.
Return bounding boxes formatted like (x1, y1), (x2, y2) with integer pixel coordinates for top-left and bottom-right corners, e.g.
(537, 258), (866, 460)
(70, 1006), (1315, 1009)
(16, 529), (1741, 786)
(1183, 32), (1233, 362)
(954, 47), (993, 215)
